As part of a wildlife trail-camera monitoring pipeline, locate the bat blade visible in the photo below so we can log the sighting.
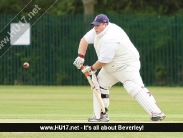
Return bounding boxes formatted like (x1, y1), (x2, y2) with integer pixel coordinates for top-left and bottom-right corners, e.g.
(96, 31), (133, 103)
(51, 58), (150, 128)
(81, 66), (106, 113)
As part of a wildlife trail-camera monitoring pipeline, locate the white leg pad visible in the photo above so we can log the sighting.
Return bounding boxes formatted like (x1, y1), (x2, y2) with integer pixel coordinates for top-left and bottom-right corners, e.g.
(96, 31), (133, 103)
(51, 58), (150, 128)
(135, 91), (161, 115)
(124, 81), (162, 116)
(93, 90), (101, 119)
(100, 88), (110, 108)
(143, 87), (157, 104)
(92, 74), (102, 119)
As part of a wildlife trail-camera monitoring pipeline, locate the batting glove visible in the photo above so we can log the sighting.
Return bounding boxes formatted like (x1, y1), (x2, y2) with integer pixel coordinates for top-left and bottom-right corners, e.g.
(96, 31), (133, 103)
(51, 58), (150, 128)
(73, 54), (85, 69)
(81, 66), (96, 75)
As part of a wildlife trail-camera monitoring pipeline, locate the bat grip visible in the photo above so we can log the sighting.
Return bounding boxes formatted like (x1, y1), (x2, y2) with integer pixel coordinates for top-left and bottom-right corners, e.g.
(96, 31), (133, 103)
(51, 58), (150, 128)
(81, 66), (89, 76)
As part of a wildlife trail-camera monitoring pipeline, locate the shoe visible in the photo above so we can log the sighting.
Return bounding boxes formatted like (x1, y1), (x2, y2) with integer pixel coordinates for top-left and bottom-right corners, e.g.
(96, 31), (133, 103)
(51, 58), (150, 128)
(88, 116), (101, 122)
(160, 113), (166, 121)
(151, 113), (166, 121)
(100, 114), (109, 122)
(88, 114), (109, 122)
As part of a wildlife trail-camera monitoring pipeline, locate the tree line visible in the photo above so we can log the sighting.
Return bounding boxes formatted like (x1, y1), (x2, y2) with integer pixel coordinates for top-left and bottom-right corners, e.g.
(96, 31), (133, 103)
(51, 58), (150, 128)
(0, 0), (183, 15)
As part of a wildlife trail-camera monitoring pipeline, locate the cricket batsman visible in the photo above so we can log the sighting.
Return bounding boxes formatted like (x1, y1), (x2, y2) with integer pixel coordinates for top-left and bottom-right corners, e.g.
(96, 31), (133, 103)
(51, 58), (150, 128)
(73, 14), (166, 122)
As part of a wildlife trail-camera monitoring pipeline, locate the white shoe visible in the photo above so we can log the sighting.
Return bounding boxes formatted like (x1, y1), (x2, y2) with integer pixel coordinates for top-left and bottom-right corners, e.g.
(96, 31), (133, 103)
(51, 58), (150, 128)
(151, 113), (166, 121)
(100, 114), (109, 122)
(88, 114), (109, 122)
(88, 116), (101, 122)
(160, 113), (166, 121)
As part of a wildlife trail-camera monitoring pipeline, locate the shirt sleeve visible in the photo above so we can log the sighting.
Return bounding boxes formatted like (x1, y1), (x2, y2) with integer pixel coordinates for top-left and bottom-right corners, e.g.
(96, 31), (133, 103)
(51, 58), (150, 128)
(98, 42), (119, 63)
(83, 28), (95, 44)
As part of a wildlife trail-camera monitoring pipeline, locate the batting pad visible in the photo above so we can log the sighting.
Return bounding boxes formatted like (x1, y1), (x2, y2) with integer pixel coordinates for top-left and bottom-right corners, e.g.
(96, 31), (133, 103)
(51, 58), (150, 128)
(142, 87), (157, 104)
(124, 81), (161, 116)
(93, 90), (102, 119)
(135, 91), (162, 115)
(92, 74), (100, 90)
(100, 89), (110, 108)
(92, 74), (102, 119)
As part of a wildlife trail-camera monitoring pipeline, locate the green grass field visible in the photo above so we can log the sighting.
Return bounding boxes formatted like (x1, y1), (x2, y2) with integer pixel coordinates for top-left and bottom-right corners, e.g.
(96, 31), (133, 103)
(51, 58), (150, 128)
(0, 86), (183, 138)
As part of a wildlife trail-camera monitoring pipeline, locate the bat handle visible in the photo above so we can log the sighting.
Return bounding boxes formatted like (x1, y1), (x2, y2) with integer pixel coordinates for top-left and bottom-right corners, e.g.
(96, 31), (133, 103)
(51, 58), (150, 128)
(81, 65), (89, 76)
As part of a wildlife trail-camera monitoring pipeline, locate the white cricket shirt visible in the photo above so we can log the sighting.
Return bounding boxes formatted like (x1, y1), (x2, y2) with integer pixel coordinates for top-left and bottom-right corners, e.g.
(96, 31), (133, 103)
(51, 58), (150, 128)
(84, 28), (119, 63)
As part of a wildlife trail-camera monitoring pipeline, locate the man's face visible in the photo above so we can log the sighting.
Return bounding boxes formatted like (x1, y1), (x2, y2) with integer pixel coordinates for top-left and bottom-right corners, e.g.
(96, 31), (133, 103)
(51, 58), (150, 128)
(94, 23), (107, 35)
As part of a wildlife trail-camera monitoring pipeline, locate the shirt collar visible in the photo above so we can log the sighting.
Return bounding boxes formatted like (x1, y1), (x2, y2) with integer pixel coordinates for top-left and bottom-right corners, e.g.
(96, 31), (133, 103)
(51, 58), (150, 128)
(96, 22), (111, 38)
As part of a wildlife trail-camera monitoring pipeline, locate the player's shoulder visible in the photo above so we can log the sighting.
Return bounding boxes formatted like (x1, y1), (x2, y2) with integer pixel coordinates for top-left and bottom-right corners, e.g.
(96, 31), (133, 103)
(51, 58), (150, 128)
(109, 23), (122, 28)
(109, 23), (123, 32)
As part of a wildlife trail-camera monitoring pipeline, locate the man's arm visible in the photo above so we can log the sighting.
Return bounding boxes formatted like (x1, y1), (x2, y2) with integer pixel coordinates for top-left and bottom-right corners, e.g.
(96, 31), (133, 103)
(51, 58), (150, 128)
(73, 29), (95, 69)
(78, 37), (89, 56)
(91, 61), (106, 71)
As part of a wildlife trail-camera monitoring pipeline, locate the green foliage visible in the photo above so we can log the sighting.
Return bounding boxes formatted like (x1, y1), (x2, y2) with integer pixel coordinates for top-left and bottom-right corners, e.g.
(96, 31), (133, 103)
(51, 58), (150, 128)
(94, 0), (183, 15)
(0, 0), (183, 15)
(155, 65), (167, 85)
(0, 0), (83, 15)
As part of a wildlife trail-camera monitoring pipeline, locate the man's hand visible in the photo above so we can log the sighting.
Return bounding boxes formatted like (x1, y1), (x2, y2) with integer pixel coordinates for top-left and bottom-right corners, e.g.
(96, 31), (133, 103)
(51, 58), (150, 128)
(73, 54), (85, 69)
(81, 66), (96, 75)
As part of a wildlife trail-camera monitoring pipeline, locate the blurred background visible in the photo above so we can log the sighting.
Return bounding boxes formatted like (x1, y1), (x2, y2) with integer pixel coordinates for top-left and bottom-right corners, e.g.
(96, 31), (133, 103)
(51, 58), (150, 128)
(0, 0), (183, 86)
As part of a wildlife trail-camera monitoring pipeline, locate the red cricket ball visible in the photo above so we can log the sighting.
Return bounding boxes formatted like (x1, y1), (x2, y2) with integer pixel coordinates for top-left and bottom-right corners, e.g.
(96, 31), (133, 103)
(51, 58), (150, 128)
(23, 62), (29, 68)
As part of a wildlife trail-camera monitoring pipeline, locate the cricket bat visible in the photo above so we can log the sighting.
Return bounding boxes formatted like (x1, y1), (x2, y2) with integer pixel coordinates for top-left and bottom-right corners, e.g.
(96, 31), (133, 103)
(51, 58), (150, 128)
(81, 66), (106, 113)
